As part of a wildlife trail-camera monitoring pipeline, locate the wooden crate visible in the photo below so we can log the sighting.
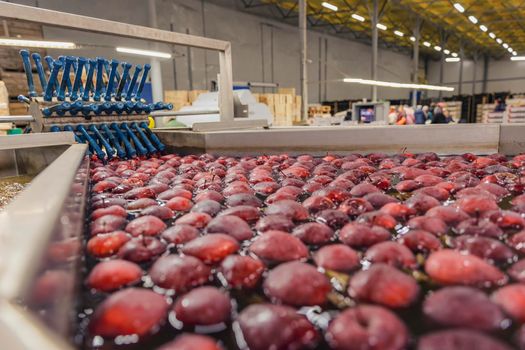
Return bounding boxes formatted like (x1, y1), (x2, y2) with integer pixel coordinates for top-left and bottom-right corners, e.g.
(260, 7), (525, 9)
(277, 87), (296, 96)
(188, 90), (207, 103)
(0, 70), (30, 98)
(9, 101), (27, 115)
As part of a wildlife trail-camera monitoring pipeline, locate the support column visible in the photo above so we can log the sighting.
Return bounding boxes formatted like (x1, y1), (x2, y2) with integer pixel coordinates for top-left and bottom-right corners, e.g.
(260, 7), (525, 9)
(412, 17), (421, 108)
(482, 54), (489, 94)
(438, 32), (446, 99)
(371, 0), (378, 102)
(472, 51), (478, 95)
(458, 45), (464, 95)
(299, 0), (308, 121)
(148, 0), (163, 103)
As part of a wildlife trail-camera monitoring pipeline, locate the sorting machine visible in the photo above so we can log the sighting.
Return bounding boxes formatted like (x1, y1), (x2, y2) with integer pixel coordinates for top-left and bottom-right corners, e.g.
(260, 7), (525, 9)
(1, 2), (525, 350)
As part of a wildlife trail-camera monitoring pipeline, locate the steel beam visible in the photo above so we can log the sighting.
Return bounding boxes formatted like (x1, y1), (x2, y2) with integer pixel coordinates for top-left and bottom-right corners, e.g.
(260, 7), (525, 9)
(412, 17), (421, 108)
(371, 0), (379, 102)
(299, 0), (308, 121)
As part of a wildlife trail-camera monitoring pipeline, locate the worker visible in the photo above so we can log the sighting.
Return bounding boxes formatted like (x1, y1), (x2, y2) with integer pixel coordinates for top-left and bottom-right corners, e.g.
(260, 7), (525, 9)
(396, 105), (407, 125)
(387, 106), (397, 125)
(494, 98), (506, 112)
(432, 106), (447, 124)
(414, 105), (425, 124)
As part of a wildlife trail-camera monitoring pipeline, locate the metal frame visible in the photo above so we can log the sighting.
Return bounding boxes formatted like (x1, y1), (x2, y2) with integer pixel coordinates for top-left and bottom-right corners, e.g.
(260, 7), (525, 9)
(0, 1), (266, 131)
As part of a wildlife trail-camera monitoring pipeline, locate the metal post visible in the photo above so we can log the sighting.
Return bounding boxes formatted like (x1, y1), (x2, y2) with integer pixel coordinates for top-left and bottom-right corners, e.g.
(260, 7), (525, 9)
(482, 54), (489, 94)
(324, 37), (328, 101)
(299, 0), (308, 121)
(459, 45), (464, 95)
(186, 28), (194, 91)
(148, 0), (163, 103)
(412, 17), (421, 108)
(371, 0), (378, 102)
(472, 51), (478, 95)
(218, 43), (234, 122)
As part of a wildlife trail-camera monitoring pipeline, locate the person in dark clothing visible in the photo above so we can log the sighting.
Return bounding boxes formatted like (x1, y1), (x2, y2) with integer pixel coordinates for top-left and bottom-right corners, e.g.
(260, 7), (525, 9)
(494, 98), (506, 112)
(414, 106), (426, 124)
(432, 106), (447, 124)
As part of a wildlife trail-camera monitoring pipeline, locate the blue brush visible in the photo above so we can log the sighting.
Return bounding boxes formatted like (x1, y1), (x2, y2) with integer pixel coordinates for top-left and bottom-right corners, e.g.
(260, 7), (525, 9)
(31, 53), (47, 93)
(104, 59), (119, 101)
(116, 62), (132, 100)
(94, 57), (105, 101)
(139, 122), (166, 152)
(120, 122), (147, 156)
(89, 124), (115, 159)
(136, 63), (151, 99)
(125, 65), (142, 101)
(82, 59), (97, 101)
(101, 123), (126, 158)
(77, 124), (106, 160)
(44, 56), (54, 72)
(19, 50), (36, 97)
(71, 57), (87, 101)
(131, 122), (156, 154)
(44, 60), (63, 101)
(57, 56), (74, 101)
(111, 122), (136, 158)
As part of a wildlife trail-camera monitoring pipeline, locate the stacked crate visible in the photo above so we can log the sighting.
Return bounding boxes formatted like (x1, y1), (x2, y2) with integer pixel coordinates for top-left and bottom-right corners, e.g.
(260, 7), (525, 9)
(164, 90), (208, 111)
(254, 88), (301, 126)
(506, 99), (525, 124)
(444, 101), (462, 122)
(476, 104), (497, 123)
(0, 20), (46, 115)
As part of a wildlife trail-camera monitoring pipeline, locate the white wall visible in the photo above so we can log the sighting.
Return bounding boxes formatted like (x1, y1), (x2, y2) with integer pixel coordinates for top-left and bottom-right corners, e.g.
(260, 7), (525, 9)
(9, 0), (415, 102)
(427, 57), (525, 98)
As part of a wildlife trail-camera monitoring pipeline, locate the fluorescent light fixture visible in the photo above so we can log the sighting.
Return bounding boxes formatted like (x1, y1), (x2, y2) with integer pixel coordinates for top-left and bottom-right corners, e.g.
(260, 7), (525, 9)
(468, 16), (478, 24)
(511, 56), (525, 61)
(0, 38), (76, 49)
(443, 49), (450, 55)
(480, 25), (488, 32)
(409, 36), (416, 42)
(376, 23), (387, 30)
(351, 13), (365, 22)
(446, 57), (461, 62)
(503, 43), (509, 49)
(452, 52), (458, 57)
(321, 2), (338, 11)
(489, 32), (496, 39)
(434, 46), (442, 51)
(343, 77), (454, 92)
(116, 47), (172, 59)
(496, 38), (503, 44)
(423, 41), (431, 47)
(394, 30), (404, 37)
(453, 3), (465, 13)
(513, 51), (518, 56)
(508, 47), (514, 53)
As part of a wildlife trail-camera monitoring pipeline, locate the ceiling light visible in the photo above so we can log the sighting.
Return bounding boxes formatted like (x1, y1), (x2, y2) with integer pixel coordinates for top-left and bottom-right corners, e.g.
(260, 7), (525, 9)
(489, 32), (496, 39)
(351, 13), (365, 22)
(423, 41), (431, 47)
(409, 36), (416, 42)
(434, 46), (442, 52)
(512, 51), (518, 56)
(443, 49), (450, 55)
(452, 52), (458, 57)
(453, 3), (465, 13)
(321, 2), (338, 11)
(503, 43), (509, 49)
(116, 47), (172, 58)
(376, 23), (387, 30)
(508, 47), (513, 53)
(446, 57), (461, 62)
(468, 16), (478, 24)
(343, 78), (454, 92)
(480, 25), (488, 32)
(394, 30), (404, 37)
(496, 38), (503, 44)
(511, 56), (525, 61)
(0, 38), (76, 49)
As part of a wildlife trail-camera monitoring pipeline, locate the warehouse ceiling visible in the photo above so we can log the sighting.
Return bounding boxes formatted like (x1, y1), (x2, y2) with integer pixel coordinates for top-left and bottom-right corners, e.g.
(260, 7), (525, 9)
(238, 0), (525, 59)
